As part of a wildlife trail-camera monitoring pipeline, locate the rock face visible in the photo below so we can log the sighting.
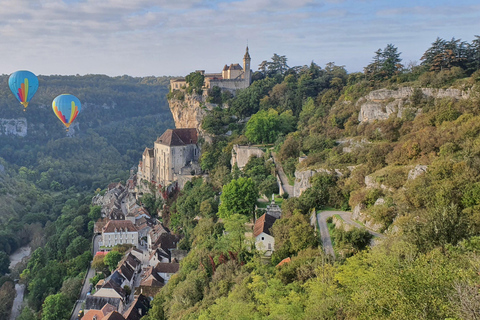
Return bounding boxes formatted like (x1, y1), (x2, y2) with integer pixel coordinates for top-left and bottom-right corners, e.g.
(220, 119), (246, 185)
(408, 165), (428, 180)
(358, 87), (469, 123)
(168, 94), (216, 131)
(293, 168), (344, 197)
(0, 118), (27, 137)
(351, 204), (383, 232)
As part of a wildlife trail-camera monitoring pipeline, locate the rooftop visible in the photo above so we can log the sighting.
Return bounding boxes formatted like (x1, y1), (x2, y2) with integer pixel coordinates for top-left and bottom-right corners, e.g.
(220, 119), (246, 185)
(253, 213), (278, 237)
(103, 220), (138, 233)
(155, 128), (198, 147)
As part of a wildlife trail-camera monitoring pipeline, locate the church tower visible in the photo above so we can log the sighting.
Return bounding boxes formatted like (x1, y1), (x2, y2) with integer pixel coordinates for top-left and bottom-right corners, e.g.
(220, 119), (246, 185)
(243, 46), (251, 86)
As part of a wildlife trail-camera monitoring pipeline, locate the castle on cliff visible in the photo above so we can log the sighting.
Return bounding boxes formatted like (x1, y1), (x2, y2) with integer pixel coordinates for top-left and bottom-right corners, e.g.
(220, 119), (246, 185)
(170, 47), (252, 93)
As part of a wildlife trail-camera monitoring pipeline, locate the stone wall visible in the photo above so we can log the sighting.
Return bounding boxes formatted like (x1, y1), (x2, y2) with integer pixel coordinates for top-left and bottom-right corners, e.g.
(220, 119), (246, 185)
(208, 78), (249, 93)
(231, 145), (265, 169)
(358, 87), (469, 123)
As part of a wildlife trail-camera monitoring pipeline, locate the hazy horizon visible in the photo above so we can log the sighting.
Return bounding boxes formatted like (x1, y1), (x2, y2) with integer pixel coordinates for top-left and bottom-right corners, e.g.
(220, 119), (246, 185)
(1, 0), (479, 77)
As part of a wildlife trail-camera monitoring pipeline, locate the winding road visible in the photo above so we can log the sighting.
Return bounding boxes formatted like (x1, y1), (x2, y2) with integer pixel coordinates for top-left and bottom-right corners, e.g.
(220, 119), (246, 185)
(316, 211), (384, 258)
(70, 235), (101, 320)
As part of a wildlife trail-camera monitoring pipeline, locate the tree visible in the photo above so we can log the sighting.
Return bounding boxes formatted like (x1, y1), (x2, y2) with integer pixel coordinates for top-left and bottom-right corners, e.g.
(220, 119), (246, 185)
(92, 254), (108, 273)
(0, 281), (15, 320)
(0, 251), (10, 275)
(17, 307), (37, 320)
(41, 293), (70, 320)
(245, 109), (296, 144)
(185, 71), (205, 94)
(268, 54), (289, 75)
(60, 277), (83, 303)
(365, 44), (403, 80)
(104, 250), (123, 271)
(217, 214), (249, 252)
(65, 236), (90, 260)
(218, 177), (258, 219)
(88, 205), (102, 221)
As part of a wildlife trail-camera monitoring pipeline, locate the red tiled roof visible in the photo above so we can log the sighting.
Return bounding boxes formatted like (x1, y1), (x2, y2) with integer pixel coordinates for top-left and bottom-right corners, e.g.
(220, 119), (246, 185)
(83, 310), (104, 320)
(103, 311), (126, 320)
(253, 213), (278, 237)
(276, 257), (291, 267)
(101, 303), (117, 315)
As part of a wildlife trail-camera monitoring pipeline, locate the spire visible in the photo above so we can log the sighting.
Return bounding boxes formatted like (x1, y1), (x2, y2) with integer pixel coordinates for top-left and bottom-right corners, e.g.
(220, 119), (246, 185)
(244, 46), (251, 60)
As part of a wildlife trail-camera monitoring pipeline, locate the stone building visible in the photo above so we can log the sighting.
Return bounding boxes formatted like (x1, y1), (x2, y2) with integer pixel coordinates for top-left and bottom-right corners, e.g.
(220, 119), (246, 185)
(154, 128), (200, 186)
(137, 128), (200, 193)
(169, 47), (252, 93)
(101, 220), (139, 248)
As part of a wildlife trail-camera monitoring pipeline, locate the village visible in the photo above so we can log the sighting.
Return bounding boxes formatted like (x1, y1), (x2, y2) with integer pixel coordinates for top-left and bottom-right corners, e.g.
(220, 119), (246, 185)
(74, 47), (286, 320)
(80, 149), (284, 320)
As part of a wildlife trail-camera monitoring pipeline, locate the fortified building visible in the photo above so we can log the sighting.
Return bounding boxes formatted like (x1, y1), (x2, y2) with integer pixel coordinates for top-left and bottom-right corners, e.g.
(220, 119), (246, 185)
(170, 46), (252, 93)
(136, 128), (200, 196)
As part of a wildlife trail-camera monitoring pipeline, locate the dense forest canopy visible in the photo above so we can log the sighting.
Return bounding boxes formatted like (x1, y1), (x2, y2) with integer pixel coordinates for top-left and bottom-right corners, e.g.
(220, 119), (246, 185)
(0, 74), (174, 318)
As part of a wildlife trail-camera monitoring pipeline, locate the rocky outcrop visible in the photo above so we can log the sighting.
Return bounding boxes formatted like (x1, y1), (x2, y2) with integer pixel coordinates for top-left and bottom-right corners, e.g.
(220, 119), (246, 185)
(336, 138), (371, 153)
(0, 118), (27, 137)
(351, 204), (383, 232)
(168, 94), (216, 131)
(408, 165), (428, 180)
(364, 175), (394, 192)
(293, 168), (344, 197)
(358, 87), (469, 123)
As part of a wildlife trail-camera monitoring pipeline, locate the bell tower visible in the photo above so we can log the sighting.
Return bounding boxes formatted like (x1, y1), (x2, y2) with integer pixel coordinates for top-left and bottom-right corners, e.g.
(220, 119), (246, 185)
(243, 46), (251, 86)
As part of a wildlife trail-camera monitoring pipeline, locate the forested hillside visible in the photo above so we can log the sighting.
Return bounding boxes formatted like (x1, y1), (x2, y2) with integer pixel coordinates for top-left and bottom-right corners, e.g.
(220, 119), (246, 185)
(144, 36), (480, 320)
(0, 74), (173, 319)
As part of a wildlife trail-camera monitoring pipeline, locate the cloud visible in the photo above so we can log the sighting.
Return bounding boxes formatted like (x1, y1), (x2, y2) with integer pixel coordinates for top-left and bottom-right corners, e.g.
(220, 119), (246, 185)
(0, 0), (478, 76)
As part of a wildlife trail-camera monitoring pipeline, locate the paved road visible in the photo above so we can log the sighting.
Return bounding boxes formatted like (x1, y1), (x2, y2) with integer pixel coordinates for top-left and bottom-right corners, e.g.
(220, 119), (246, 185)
(70, 235), (101, 320)
(316, 211), (385, 258)
(271, 152), (294, 197)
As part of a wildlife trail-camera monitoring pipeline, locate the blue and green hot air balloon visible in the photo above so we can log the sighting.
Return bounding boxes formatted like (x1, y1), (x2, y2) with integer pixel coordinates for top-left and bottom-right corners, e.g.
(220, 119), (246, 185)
(52, 94), (81, 131)
(8, 70), (39, 111)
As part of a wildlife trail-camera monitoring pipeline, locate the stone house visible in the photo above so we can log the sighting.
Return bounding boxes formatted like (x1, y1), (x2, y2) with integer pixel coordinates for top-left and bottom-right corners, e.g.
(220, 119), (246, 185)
(155, 262), (180, 284)
(136, 128), (200, 194)
(253, 213), (279, 256)
(101, 220), (139, 248)
(153, 128), (200, 187)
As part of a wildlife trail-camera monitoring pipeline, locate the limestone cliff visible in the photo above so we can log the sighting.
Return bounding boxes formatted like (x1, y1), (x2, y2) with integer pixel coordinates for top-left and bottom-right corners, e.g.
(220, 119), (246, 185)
(358, 87), (469, 123)
(293, 167), (346, 197)
(0, 118), (27, 137)
(168, 94), (216, 131)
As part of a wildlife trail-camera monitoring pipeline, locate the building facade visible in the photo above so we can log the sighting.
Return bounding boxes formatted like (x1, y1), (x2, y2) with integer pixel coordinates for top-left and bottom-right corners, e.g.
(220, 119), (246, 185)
(101, 220), (139, 248)
(169, 47), (252, 93)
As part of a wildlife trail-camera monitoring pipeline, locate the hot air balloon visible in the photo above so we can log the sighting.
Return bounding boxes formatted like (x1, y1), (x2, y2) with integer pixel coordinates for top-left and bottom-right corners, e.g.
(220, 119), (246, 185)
(52, 94), (81, 131)
(8, 70), (39, 111)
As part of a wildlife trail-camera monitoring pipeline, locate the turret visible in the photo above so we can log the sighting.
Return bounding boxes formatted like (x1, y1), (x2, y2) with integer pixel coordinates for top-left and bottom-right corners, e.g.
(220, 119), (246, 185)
(243, 46), (251, 85)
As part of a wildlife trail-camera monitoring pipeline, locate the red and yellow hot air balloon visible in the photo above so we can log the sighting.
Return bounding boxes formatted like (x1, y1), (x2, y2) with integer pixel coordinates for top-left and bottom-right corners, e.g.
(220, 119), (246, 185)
(52, 94), (81, 131)
(8, 70), (39, 111)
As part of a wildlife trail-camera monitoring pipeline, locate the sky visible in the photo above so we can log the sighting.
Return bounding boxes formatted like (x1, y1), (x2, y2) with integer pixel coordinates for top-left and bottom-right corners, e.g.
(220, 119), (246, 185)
(0, 0), (479, 77)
